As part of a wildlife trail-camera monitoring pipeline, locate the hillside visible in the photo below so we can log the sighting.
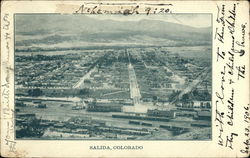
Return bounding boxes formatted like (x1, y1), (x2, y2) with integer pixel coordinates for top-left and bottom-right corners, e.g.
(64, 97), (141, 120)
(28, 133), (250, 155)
(15, 15), (212, 51)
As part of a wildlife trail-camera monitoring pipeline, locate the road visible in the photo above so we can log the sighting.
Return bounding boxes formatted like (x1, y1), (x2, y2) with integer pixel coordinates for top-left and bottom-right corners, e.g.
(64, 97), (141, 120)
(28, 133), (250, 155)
(171, 66), (211, 104)
(127, 50), (141, 105)
(73, 67), (97, 89)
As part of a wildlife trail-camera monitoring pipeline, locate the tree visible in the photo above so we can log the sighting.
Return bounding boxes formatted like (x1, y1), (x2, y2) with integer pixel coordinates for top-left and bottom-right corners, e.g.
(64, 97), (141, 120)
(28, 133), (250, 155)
(153, 96), (158, 101)
(28, 88), (43, 97)
(181, 94), (190, 103)
(16, 116), (45, 138)
(78, 88), (90, 96)
(153, 96), (158, 105)
(168, 90), (180, 102)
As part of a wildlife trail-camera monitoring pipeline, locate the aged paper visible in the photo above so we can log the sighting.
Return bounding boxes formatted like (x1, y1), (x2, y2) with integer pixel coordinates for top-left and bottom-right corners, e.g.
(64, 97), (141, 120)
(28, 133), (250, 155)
(1, 0), (249, 157)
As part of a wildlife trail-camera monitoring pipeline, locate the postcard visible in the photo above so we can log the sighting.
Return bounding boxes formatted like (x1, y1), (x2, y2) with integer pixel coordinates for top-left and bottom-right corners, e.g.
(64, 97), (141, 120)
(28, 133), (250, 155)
(1, 0), (249, 157)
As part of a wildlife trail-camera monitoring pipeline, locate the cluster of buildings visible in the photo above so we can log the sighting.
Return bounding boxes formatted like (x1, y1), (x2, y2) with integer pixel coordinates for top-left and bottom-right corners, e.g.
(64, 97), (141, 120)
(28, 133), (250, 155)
(15, 51), (106, 88)
(15, 46), (212, 139)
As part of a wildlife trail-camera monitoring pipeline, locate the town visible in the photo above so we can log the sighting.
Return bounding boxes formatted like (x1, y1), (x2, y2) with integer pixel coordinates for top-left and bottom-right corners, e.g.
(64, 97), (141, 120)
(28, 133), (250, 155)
(15, 46), (212, 140)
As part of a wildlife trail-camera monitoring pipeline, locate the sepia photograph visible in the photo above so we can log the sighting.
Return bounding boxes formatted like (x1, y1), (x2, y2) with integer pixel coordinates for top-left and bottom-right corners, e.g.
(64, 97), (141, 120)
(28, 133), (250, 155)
(14, 14), (212, 140)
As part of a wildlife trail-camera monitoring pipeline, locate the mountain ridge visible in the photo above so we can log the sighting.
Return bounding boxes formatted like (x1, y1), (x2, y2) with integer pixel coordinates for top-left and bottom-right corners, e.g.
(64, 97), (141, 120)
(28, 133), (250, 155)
(15, 15), (212, 47)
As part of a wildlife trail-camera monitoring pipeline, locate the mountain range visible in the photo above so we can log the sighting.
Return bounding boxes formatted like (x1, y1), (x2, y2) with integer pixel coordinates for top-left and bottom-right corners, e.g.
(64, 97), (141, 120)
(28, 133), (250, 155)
(15, 15), (212, 49)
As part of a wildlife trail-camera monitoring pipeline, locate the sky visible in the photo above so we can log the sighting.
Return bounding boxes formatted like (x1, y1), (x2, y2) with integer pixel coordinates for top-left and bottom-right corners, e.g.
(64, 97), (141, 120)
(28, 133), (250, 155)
(86, 14), (212, 28)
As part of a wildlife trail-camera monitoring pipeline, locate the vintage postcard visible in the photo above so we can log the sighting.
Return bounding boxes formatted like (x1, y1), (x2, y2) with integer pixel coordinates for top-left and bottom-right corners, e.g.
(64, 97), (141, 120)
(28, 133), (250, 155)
(1, 0), (249, 157)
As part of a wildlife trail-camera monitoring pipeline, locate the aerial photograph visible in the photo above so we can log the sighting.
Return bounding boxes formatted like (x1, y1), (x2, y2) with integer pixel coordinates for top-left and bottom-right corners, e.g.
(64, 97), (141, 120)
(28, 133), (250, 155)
(15, 14), (212, 140)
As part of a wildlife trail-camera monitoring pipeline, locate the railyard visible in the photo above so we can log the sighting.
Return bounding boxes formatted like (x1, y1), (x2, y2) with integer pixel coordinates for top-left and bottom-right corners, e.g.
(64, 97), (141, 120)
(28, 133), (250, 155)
(16, 97), (211, 140)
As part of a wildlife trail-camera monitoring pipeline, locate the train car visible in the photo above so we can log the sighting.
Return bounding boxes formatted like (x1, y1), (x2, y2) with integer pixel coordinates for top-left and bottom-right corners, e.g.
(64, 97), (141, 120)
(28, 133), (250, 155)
(129, 120), (140, 125)
(87, 103), (122, 112)
(147, 109), (176, 119)
(193, 111), (211, 120)
(16, 101), (26, 107)
(37, 104), (47, 108)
